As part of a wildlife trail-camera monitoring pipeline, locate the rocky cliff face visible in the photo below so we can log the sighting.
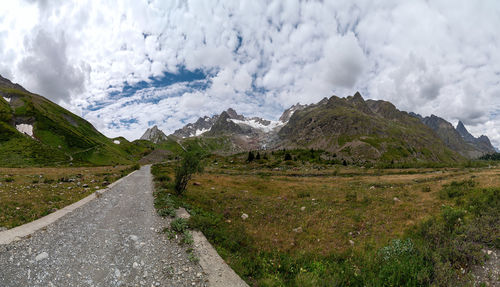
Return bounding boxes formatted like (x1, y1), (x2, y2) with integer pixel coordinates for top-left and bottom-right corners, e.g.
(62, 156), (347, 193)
(456, 121), (496, 154)
(140, 125), (168, 143)
(409, 113), (495, 158)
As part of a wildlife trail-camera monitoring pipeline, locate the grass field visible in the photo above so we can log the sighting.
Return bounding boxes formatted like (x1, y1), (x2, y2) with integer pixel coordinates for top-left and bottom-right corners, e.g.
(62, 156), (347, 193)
(152, 153), (499, 286)
(0, 165), (137, 229)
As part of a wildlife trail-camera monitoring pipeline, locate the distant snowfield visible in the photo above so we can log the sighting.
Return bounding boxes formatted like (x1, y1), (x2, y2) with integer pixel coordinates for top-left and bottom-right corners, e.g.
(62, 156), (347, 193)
(229, 118), (284, 133)
(2, 96), (10, 103)
(16, 124), (34, 138)
(113, 140), (121, 144)
(194, 128), (210, 136)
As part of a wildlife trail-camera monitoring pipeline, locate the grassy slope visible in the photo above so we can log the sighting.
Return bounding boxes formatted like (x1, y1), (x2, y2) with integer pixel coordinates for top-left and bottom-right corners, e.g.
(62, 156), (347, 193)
(0, 87), (151, 166)
(152, 155), (498, 286)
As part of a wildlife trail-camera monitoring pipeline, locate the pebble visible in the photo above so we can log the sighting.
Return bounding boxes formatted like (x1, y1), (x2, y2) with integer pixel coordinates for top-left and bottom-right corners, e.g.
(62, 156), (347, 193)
(35, 252), (49, 261)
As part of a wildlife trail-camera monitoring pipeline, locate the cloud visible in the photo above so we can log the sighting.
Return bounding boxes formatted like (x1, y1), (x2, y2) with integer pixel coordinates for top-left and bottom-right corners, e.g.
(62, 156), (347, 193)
(321, 32), (365, 88)
(0, 0), (500, 147)
(18, 29), (88, 103)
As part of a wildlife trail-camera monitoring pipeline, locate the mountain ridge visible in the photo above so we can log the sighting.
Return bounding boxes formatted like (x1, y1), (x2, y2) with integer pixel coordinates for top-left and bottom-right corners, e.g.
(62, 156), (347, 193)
(141, 93), (496, 162)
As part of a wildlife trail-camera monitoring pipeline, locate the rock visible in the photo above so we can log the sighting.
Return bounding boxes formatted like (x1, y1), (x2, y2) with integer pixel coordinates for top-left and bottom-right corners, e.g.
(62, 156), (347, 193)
(129, 235), (138, 241)
(82, 184), (89, 188)
(293, 227), (303, 233)
(369, 186), (375, 190)
(241, 213), (249, 220)
(35, 252), (49, 261)
(393, 197), (401, 202)
(176, 207), (191, 219)
(133, 262), (139, 268)
(349, 240), (355, 245)
(115, 268), (121, 277)
(300, 206), (306, 211)
(0, 227), (7, 232)
(192, 182), (201, 186)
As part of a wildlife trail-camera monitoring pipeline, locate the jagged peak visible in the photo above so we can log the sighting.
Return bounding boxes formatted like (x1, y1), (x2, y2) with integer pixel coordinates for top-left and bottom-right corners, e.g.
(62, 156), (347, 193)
(353, 91), (363, 100)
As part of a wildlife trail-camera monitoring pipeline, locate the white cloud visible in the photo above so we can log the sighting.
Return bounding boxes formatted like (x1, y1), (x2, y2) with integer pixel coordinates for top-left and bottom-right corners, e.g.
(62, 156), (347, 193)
(0, 0), (499, 147)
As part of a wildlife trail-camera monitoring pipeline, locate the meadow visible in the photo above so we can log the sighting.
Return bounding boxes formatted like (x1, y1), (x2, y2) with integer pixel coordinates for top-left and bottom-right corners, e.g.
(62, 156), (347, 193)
(0, 165), (137, 228)
(152, 151), (499, 286)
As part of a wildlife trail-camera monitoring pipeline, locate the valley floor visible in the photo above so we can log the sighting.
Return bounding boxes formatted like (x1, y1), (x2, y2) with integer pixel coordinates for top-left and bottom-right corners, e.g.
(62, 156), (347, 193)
(152, 158), (500, 286)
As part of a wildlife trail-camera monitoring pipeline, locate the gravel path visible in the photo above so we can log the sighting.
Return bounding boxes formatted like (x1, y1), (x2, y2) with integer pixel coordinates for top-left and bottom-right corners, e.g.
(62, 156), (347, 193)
(0, 165), (207, 286)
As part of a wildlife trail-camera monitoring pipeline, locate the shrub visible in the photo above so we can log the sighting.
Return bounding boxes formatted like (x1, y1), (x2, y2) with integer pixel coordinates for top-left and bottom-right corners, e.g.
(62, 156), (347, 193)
(345, 191), (357, 202)
(171, 218), (189, 233)
(174, 149), (203, 196)
(421, 186), (431, 192)
(284, 153), (292, 161)
(158, 207), (176, 218)
(3, 177), (14, 182)
(247, 151), (255, 162)
(440, 179), (476, 199)
(182, 230), (194, 245)
(156, 174), (171, 182)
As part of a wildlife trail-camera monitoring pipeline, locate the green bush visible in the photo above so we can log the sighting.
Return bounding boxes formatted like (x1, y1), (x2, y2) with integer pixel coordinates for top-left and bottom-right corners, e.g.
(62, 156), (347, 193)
(158, 207), (176, 218)
(171, 218), (189, 233)
(181, 230), (194, 245)
(440, 179), (476, 199)
(174, 149), (203, 195)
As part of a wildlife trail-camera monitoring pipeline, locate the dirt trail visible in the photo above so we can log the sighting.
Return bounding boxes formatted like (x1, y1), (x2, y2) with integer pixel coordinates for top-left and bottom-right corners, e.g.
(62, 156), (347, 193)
(0, 165), (206, 286)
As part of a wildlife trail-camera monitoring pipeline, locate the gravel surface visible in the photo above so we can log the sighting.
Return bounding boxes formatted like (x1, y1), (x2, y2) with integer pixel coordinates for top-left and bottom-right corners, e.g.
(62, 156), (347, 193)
(0, 165), (207, 286)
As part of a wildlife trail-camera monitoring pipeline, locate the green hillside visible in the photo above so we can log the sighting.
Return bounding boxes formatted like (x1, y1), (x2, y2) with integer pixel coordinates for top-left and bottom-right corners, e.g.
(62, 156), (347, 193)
(0, 76), (150, 166)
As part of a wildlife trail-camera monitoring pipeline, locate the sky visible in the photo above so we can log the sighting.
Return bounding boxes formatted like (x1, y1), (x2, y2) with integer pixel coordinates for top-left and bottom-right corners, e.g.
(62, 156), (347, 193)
(0, 1), (500, 146)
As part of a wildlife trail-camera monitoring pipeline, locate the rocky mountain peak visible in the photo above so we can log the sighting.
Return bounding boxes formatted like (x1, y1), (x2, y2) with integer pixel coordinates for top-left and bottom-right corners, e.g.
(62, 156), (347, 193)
(456, 120), (475, 142)
(140, 125), (168, 143)
(279, 103), (308, 123)
(455, 120), (496, 154)
(225, 108), (244, 120)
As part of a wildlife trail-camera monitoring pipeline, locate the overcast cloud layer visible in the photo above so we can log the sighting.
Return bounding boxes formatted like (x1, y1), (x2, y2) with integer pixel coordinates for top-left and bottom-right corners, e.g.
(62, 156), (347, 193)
(1, 1), (499, 146)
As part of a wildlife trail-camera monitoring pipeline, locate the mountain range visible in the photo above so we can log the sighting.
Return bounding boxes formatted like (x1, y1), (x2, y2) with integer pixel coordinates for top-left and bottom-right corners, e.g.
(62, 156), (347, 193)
(0, 72), (494, 167)
(141, 92), (496, 163)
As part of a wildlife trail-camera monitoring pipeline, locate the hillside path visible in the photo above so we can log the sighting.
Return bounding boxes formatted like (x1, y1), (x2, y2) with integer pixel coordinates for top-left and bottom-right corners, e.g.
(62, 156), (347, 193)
(0, 165), (207, 286)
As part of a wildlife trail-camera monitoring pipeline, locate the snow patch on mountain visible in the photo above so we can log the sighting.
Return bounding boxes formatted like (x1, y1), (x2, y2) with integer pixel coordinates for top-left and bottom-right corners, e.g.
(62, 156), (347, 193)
(194, 128), (210, 136)
(229, 118), (284, 133)
(16, 124), (34, 138)
(2, 96), (10, 103)
(113, 140), (121, 144)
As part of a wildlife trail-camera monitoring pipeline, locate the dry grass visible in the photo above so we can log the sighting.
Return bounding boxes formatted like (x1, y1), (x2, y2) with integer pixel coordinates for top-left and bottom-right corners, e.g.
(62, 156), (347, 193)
(182, 163), (500, 255)
(0, 166), (129, 228)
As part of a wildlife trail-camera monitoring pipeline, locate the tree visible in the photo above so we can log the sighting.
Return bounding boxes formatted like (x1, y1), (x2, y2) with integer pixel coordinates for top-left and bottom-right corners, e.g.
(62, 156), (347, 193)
(247, 151), (255, 162)
(174, 149), (203, 196)
(255, 152), (261, 160)
(284, 153), (292, 161)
